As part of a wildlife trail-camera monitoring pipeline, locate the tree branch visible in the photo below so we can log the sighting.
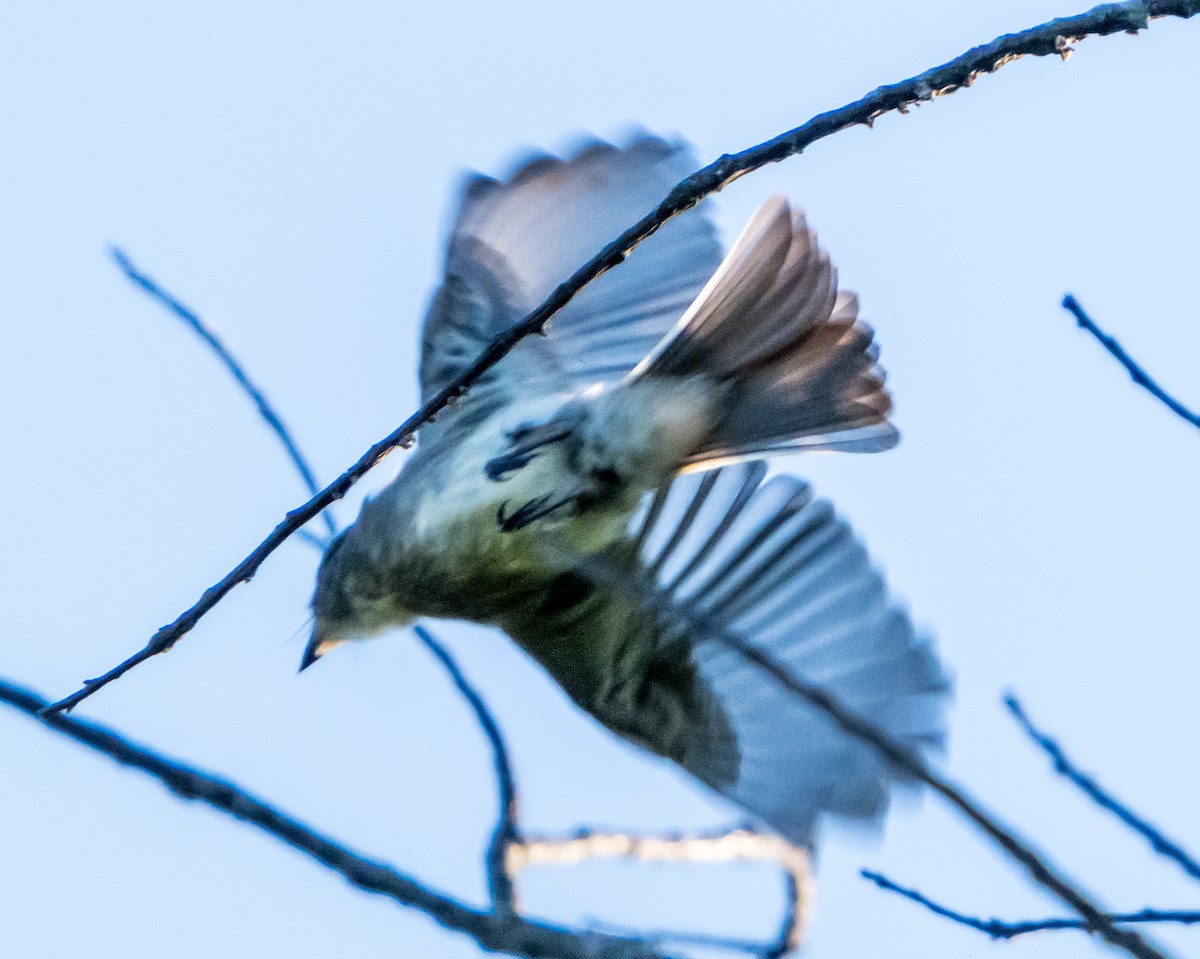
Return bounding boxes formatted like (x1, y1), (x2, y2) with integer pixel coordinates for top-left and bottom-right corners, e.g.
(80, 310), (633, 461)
(107, 252), (528, 914)
(46, 0), (1200, 715)
(1061, 294), (1200, 431)
(578, 554), (1172, 959)
(862, 870), (1200, 941)
(0, 676), (669, 959)
(1005, 694), (1200, 882)
(511, 827), (809, 957)
(111, 246), (336, 545)
(414, 625), (522, 913)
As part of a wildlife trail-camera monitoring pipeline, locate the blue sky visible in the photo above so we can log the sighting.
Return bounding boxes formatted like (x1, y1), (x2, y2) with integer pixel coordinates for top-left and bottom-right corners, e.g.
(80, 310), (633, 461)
(2, 1), (1198, 956)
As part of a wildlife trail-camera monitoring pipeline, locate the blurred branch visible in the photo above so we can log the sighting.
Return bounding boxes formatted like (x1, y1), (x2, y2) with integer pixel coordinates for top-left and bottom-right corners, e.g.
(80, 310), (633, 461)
(102, 259), (528, 912)
(511, 826), (809, 957)
(579, 556), (1170, 959)
(1062, 294), (1200, 431)
(413, 625), (522, 913)
(0, 676), (669, 959)
(1005, 694), (1200, 882)
(111, 246), (336, 546)
(46, 0), (1200, 715)
(862, 870), (1200, 940)
(591, 923), (791, 958)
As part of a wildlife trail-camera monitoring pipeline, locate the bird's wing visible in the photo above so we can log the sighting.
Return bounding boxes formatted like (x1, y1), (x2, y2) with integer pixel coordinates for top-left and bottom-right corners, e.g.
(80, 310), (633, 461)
(509, 464), (949, 845)
(418, 135), (723, 448)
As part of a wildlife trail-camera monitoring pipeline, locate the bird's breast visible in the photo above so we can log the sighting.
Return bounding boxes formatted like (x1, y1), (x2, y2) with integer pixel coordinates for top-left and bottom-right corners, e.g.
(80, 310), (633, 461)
(400, 407), (634, 623)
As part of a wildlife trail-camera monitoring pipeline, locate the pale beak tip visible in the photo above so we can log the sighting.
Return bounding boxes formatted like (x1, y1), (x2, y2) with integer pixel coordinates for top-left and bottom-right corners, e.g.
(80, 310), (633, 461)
(299, 638), (324, 673)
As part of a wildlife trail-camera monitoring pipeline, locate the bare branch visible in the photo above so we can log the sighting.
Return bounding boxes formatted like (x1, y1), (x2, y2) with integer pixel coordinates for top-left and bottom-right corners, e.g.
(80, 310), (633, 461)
(1005, 694), (1200, 882)
(862, 870), (1200, 941)
(111, 246), (337, 543)
(511, 827), (809, 956)
(1061, 294), (1200, 431)
(413, 624), (522, 913)
(46, 0), (1200, 715)
(0, 676), (670, 959)
(107, 249), (533, 917)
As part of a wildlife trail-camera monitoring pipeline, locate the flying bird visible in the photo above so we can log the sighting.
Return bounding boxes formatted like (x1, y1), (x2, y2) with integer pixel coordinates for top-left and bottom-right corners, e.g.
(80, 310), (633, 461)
(306, 136), (949, 845)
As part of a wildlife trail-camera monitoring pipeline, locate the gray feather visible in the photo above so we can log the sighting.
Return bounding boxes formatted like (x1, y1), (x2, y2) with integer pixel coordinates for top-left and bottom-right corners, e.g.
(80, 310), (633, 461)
(418, 136), (723, 449)
(632, 196), (898, 465)
(579, 464), (949, 845)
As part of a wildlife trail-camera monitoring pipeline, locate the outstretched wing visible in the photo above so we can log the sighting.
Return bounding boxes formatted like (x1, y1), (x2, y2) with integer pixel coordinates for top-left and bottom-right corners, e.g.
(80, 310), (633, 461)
(419, 135), (723, 448)
(506, 464), (949, 845)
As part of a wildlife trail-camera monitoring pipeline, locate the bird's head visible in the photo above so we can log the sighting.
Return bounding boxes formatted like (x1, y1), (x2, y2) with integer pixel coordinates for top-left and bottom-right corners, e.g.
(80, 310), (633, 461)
(302, 523), (412, 670)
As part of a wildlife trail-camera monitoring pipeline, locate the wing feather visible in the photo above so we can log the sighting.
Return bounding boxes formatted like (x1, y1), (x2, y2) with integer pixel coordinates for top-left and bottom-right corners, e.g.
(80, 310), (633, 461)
(418, 135), (723, 448)
(588, 465), (950, 844)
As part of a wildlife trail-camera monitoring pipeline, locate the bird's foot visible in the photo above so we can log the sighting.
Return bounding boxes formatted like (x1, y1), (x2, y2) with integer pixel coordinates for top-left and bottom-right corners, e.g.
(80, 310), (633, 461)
(496, 493), (577, 532)
(485, 418), (573, 482)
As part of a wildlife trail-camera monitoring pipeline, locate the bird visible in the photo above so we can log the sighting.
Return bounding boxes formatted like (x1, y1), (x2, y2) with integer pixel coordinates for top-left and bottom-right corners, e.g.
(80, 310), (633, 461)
(305, 134), (949, 846)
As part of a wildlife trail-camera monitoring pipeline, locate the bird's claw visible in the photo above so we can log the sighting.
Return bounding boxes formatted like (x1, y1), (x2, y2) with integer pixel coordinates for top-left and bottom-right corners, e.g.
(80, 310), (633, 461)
(485, 420), (573, 482)
(496, 494), (575, 532)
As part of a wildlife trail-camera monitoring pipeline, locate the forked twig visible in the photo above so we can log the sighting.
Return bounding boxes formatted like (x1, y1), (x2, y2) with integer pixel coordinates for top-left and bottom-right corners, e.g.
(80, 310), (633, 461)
(47, 0), (1200, 715)
(862, 870), (1200, 941)
(1005, 694), (1200, 882)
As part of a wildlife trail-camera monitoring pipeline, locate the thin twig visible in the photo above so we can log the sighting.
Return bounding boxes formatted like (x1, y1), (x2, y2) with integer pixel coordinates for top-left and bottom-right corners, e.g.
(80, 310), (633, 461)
(413, 625), (521, 913)
(46, 0), (1200, 715)
(112, 254), (529, 915)
(1061, 294), (1200, 431)
(862, 870), (1200, 941)
(511, 827), (809, 956)
(578, 555), (1171, 959)
(1005, 694), (1200, 882)
(111, 247), (337, 542)
(0, 676), (669, 959)
(773, 848), (804, 958)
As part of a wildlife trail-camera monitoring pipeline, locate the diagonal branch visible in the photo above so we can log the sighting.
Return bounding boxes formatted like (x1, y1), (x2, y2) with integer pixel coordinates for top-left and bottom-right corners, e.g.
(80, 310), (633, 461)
(45, 0), (1200, 715)
(111, 247), (337, 544)
(413, 625), (522, 913)
(577, 554), (1173, 959)
(0, 676), (668, 959)
(110, 247), (528, 909)
(1061, 294), (1200, 431)
(1005, 694), (1200, 882)
(693, 640), (1165, 957)
(106, 255), (527, 913)
(862, 870), (1200, 941)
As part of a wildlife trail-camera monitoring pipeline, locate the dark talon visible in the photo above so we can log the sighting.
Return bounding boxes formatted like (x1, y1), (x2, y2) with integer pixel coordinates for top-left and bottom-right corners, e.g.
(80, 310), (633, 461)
(484, 420), (574, 482)
(485, 451), (532, 482)
(496, 493), (575, 532)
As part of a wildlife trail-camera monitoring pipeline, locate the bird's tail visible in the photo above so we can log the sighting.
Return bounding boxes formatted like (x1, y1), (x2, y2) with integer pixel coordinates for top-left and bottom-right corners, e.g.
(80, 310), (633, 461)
(628, 196), (898, 467)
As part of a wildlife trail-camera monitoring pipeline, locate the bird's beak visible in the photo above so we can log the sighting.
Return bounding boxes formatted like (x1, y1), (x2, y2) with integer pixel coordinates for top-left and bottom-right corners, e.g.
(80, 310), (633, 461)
(299, 628), (343, 673)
